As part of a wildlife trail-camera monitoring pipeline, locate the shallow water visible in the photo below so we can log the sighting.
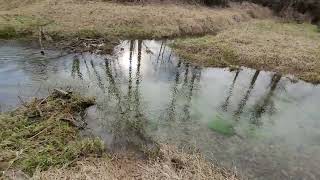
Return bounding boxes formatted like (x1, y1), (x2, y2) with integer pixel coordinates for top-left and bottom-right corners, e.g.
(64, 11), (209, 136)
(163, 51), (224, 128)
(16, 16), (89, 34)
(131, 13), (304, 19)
(1, 40), (320, 179)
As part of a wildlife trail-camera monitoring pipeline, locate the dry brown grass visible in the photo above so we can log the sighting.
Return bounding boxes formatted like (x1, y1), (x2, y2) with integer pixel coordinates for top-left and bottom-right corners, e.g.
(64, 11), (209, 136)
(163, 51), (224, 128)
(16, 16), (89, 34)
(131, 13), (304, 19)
(0, 0), (271, 39)
(32, 144), (237, 180)
(173, 20), (320, 83)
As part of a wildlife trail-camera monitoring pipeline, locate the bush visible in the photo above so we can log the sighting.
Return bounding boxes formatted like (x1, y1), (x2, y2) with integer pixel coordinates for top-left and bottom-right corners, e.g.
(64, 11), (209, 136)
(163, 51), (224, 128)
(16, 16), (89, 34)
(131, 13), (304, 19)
(241, 0), (320, 24)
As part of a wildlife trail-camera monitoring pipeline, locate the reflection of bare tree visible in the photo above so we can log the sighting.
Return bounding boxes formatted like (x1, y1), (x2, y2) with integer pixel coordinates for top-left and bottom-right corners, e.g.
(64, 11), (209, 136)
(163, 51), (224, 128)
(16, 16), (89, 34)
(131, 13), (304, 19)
(161, 43), (166, 61)
(90, 60), (103, 89)
(167, 50), (172, 63)
(156, 41), (164, 63)
(234, 70), (260, 118)
(167, 60), (182, 121)
(82, 57), (92, 79)
(99, 40), (157, 152)
(183, 63), (189, 85)
(71, 56), (83, 80)
(163, 60), (201, 123)
(221, 69), (241, 111)
(134, 40), (142, 111)
(182, 66), (201, 121)
(251, 74), (281, 126)
(128, 40), (134, 97)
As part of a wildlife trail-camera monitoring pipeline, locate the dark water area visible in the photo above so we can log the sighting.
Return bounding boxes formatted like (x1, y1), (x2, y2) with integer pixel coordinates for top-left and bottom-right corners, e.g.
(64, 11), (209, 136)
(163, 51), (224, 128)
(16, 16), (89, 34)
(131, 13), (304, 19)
(1, 40), (320, 179)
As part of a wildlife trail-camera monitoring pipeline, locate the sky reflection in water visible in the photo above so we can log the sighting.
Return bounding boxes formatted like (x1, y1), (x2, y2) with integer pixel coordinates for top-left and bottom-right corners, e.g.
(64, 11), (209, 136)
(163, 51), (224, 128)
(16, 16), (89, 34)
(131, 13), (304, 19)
(1, 40), (320, 179)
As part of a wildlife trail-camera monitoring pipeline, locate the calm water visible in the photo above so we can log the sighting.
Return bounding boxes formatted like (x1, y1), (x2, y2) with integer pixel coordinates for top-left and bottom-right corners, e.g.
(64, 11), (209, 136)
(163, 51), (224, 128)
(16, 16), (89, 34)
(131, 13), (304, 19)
(1, 40), (320, 179)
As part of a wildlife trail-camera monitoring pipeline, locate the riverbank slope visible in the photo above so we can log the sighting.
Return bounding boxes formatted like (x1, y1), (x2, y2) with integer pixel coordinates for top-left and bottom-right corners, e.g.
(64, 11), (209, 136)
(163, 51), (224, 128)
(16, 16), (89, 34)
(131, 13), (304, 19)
(173, 20), (320, 83)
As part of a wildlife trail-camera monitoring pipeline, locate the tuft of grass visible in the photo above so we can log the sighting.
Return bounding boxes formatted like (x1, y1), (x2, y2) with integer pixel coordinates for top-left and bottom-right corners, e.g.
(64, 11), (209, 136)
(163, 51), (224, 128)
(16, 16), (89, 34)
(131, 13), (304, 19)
(208, 115), (235, 136)
(0, 91), (104, 176)
(173, 20), (320, 83)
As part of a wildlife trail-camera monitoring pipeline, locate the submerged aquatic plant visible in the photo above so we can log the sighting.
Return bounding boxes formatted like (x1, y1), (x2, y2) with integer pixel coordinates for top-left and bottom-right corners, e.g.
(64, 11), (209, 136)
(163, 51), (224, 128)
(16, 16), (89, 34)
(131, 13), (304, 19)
(0, 90), (104, 176)
(208, 115), (235, 136)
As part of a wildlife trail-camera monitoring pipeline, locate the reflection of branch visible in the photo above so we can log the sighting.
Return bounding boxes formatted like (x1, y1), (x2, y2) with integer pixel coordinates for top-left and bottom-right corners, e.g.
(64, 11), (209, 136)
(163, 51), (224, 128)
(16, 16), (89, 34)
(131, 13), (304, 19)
(134, 40), (142, 111)
(167, 50), (172, 63)
(251, 74), (281, 126)
(90, 60), (103, 89)
(234, 70), (260, 118)
(183, 63), (189, 85)
(156, 41), (164, 63)
(128, 40), (134, 97)
(221, 69), (240, 111)
(182, 66), (199, 121)
(83, 57), (92, 79)
(142, 41), (153, 54)
(71, 56), (83, 80)
(104, 60), (121, 101)
(167, 60), (182, 121)
(161, 44), (166, 61)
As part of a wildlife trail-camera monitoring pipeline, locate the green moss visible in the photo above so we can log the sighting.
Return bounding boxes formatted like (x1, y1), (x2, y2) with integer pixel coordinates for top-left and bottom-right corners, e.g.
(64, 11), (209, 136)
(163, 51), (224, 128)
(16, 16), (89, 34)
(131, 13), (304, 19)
(0, 92), (104, 175)
(208, 115), (235, 136)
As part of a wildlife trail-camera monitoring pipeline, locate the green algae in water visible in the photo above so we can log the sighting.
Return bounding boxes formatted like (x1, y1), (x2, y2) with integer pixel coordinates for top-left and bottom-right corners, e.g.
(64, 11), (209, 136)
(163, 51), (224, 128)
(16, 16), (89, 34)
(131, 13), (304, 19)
(208, 115), (235, 136)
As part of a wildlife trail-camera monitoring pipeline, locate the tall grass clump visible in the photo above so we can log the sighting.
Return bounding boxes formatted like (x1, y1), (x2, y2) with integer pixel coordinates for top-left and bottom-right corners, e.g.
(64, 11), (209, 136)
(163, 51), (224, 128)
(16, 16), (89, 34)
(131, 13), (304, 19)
(0, 90), (104, 176)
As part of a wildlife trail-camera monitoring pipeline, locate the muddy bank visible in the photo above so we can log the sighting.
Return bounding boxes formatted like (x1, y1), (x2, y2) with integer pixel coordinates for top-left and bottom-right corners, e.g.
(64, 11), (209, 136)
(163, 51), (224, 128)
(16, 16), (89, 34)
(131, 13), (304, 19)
(172, 20), (320, 83)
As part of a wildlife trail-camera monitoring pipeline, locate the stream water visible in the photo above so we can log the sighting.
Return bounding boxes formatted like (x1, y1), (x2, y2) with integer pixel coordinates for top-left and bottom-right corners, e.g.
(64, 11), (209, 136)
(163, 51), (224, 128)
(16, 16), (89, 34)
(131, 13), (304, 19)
(1, 40), (320, 180)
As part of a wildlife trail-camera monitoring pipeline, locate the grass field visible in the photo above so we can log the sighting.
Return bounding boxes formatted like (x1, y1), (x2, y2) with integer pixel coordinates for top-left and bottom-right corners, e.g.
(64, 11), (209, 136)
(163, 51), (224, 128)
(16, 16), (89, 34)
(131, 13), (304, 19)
(0, 0), (271, 39)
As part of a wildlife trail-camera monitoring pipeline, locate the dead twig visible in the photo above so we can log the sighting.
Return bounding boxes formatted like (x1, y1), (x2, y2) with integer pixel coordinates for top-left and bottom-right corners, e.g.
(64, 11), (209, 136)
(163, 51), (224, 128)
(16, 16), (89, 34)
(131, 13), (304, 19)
(29, 126), (50, 140)
(38, 96), (49, 105)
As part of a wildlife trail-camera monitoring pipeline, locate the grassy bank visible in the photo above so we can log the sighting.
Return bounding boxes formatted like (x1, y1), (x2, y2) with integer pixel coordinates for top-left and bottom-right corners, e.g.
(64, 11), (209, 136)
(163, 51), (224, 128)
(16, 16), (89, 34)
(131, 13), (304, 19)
(173, 20), (320, 83)
(0, 90), (104, 177)
(0, 0), (271, 40)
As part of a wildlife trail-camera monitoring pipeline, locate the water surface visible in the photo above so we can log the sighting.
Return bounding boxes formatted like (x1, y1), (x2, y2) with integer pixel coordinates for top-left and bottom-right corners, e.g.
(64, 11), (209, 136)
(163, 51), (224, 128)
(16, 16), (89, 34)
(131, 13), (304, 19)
(1, 40), (320, 180)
